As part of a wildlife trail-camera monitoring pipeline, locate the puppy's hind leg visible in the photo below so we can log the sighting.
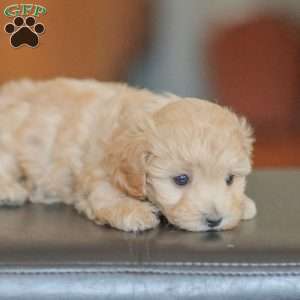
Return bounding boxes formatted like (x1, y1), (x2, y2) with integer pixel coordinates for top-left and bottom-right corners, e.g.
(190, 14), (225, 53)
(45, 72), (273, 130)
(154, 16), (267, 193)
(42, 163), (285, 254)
(0, 151), (28, 206)
(75, 181), (159, 232)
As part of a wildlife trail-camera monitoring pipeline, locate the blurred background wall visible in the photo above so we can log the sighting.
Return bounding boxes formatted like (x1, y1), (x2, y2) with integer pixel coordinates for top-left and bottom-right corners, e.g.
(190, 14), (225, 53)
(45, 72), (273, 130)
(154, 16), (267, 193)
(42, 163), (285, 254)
(0, 0), (299, 167)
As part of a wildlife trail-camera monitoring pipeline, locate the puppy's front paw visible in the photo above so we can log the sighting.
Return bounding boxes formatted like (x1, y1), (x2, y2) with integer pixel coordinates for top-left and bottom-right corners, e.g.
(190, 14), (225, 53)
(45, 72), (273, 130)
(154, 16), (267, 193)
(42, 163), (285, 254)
(96, 201), (160, 232)
(0, 183), (28, 206)
(242, 196), (257, 220)
(122, 202), (160, 232)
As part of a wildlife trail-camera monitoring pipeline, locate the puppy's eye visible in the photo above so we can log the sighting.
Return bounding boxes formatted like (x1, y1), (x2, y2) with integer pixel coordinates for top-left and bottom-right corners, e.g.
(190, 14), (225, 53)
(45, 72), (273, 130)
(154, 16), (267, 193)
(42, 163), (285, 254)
(173, 174), (190, 186)
(225, 174), (234, 186)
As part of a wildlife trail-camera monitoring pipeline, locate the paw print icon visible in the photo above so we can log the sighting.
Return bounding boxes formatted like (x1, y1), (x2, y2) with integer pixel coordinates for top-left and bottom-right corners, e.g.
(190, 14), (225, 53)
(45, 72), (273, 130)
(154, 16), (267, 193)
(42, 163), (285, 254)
(4, 16), (45, 48)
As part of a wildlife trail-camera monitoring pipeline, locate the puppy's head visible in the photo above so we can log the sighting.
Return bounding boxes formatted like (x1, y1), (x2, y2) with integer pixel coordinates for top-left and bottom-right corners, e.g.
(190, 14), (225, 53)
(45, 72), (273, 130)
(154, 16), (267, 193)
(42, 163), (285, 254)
(108, 99), (254, 231)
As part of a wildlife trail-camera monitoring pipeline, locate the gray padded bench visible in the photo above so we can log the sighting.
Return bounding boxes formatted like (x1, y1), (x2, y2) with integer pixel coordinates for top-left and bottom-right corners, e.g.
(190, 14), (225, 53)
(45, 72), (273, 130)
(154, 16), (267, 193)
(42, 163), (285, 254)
(0, 170), (300, 299)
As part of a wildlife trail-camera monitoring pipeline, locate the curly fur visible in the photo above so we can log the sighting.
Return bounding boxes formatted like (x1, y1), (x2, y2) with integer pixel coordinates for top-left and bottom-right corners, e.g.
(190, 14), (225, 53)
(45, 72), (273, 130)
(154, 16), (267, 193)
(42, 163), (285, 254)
(0, 78), (256, 231)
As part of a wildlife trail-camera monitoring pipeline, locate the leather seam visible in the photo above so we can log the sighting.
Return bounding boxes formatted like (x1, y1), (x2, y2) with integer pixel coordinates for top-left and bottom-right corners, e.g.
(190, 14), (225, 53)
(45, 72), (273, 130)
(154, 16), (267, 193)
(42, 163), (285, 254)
(1, 270), (300, 276)
(1, 262), (300, 267)
(79, 262), (300, 267)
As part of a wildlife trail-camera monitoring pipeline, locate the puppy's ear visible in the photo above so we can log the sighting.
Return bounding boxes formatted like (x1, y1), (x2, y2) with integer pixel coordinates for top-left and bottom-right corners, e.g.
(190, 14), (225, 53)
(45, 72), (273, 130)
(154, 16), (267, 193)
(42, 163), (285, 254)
(104, 122), (152, 199)
(239, 117), (255, 156)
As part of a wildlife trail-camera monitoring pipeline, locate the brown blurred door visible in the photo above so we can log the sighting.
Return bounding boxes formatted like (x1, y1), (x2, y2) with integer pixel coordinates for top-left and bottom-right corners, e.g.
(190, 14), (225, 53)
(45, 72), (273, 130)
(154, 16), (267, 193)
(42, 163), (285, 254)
(208, 15), (300, 167)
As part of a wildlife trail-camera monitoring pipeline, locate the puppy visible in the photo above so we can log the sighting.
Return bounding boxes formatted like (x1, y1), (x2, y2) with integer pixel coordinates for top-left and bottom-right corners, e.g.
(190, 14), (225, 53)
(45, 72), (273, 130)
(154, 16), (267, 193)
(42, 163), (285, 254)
(0, 78), (256, 231)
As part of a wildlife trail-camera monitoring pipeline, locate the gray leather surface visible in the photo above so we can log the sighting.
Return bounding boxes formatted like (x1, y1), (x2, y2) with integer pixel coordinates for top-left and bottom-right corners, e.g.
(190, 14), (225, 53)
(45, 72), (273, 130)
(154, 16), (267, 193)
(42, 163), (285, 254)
(0, 170), (300, 299)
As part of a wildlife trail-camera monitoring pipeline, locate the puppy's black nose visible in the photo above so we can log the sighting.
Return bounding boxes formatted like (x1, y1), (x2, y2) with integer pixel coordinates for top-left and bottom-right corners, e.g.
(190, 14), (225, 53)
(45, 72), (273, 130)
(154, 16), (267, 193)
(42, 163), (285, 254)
(206, 218), (222, 228)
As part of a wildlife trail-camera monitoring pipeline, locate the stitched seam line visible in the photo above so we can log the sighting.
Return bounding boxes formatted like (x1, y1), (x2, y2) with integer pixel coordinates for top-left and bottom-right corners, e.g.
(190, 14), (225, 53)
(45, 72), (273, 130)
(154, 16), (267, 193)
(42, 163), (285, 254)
(1, 262), (300, 267)
(0, 261), (300, 267)
(0, 270), (300, 276)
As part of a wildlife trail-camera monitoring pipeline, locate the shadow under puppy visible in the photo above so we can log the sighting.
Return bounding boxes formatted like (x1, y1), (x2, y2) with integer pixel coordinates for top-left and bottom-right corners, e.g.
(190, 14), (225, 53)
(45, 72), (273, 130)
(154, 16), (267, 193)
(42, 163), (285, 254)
(0, 78), (256, 231)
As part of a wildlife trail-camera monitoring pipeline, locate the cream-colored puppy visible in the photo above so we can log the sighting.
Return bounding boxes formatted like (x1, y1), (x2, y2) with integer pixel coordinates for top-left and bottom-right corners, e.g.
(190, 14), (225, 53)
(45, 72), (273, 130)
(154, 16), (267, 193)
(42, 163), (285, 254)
(0, 78), (256, 231)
